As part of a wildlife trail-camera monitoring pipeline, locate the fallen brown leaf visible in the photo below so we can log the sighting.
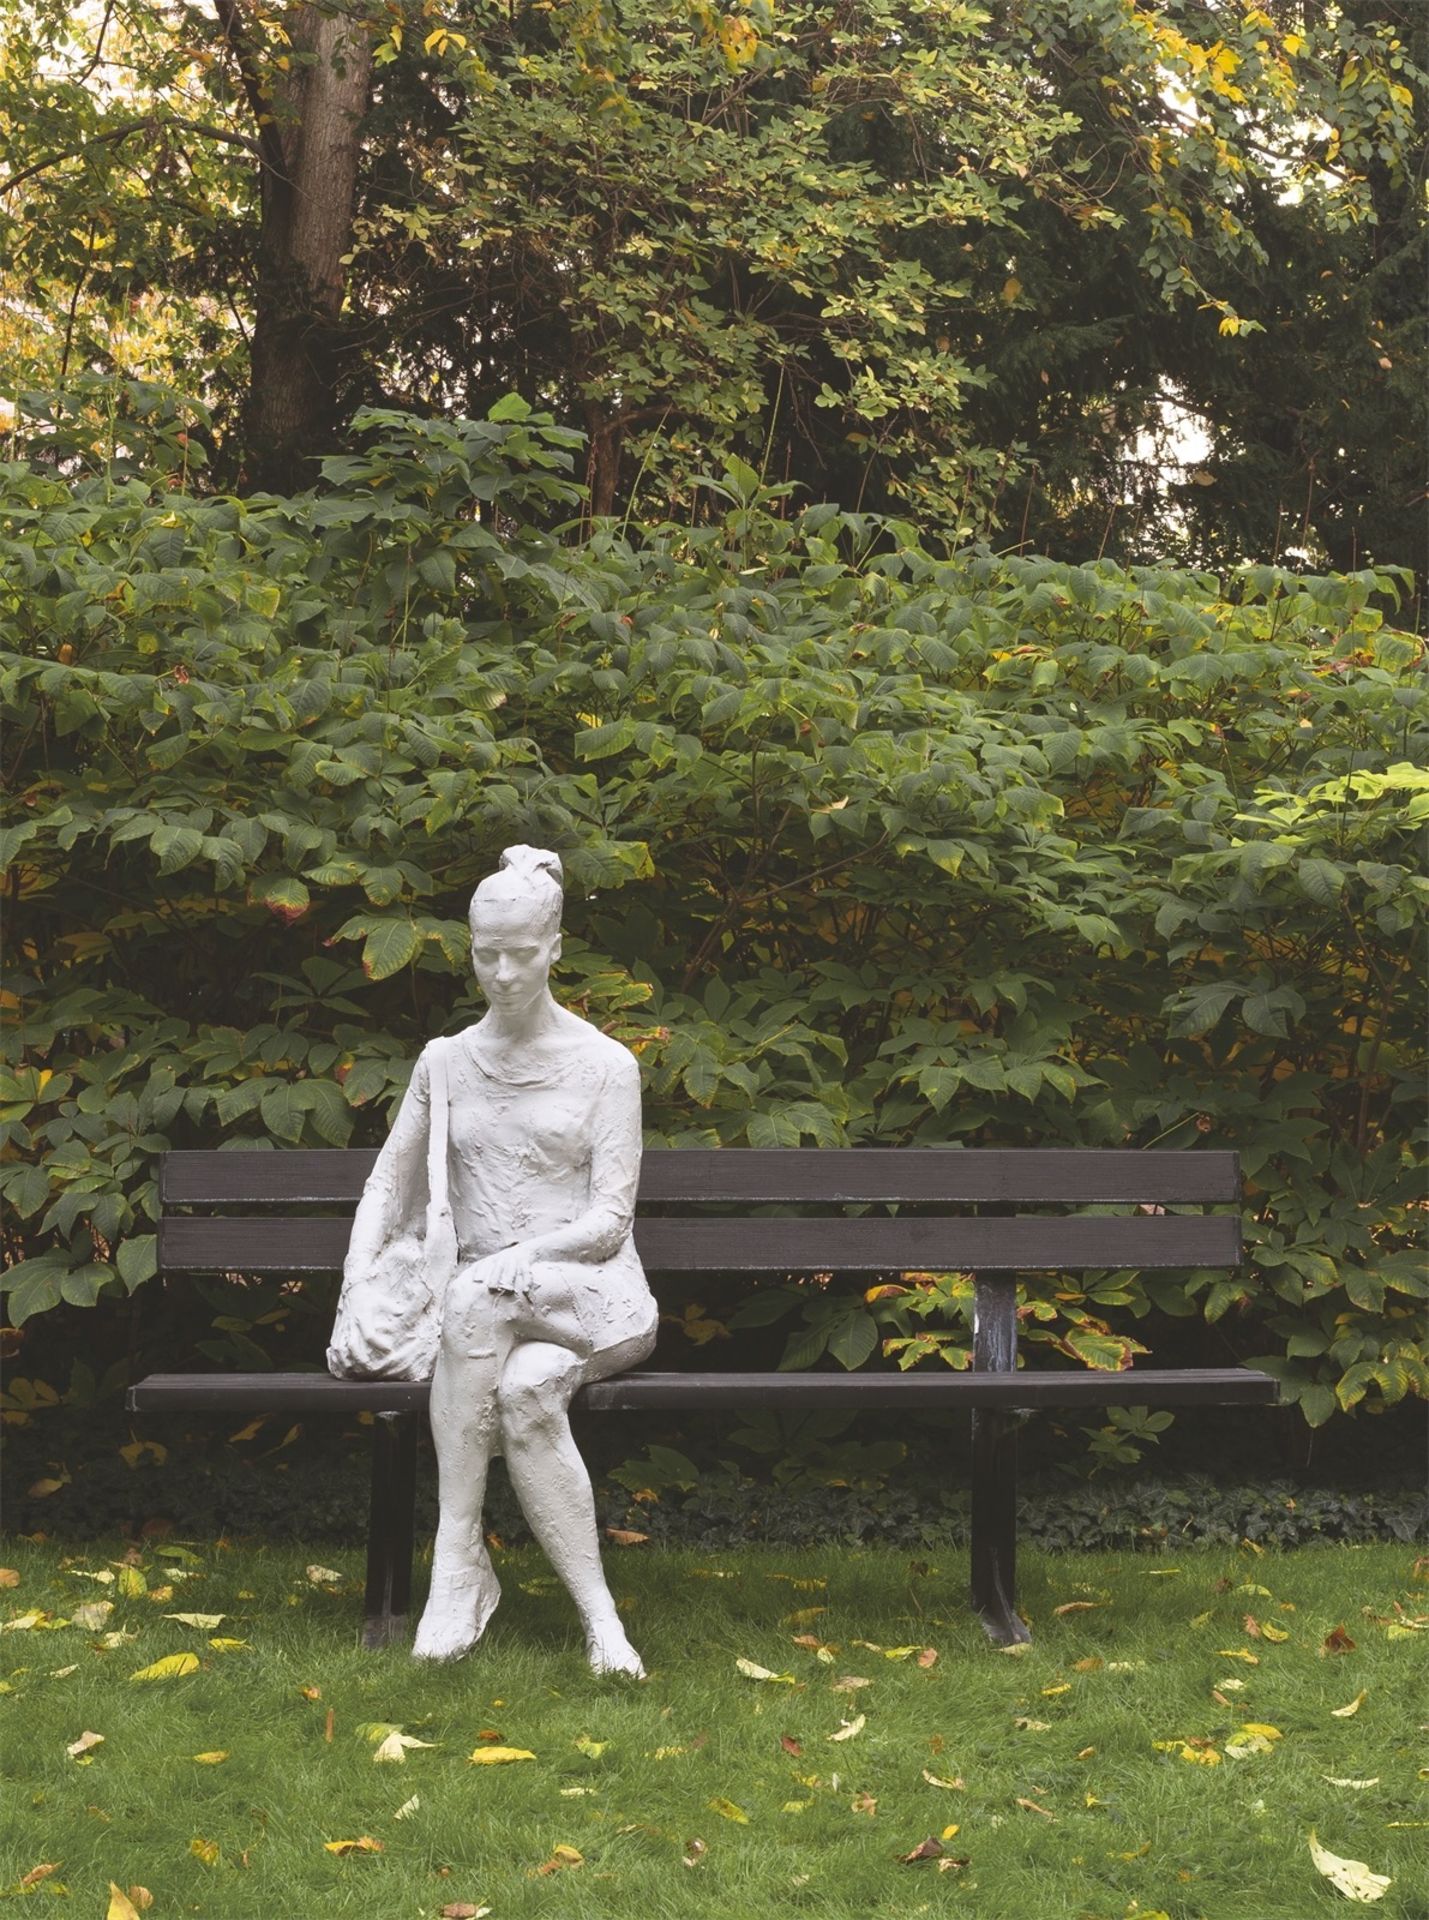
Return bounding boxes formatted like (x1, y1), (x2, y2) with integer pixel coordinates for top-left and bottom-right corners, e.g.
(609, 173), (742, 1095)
(1017, 1797), (1056, 1819)
(780, 1734), (802, 1756)
(1053, 1601), (1103, 1616)
(19, 1866), (59, 1890)
(681, 1838), (708, 1869)
(851, 1791), (877, 1816)
(0, 1570), (18, 1589)
(916, 1647), (938, 1669)
(900, 1837), (945, 1863)
(604, 1528), (648, 1547)
(438, 1905), (491, 1919)
(1322, 1625), (1356, 1654)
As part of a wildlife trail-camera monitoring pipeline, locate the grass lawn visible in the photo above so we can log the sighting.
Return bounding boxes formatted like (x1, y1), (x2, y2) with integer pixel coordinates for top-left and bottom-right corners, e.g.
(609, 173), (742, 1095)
(2, 1537), (1426, 1919)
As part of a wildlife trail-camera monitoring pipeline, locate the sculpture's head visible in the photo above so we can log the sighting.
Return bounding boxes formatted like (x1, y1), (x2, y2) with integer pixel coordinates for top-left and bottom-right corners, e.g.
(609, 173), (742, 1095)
(468, 845), (563, 1014)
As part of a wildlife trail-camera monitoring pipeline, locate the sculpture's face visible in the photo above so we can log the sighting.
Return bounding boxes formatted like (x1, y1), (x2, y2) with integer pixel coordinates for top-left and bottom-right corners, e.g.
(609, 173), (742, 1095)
(470, 897), (561, 1015)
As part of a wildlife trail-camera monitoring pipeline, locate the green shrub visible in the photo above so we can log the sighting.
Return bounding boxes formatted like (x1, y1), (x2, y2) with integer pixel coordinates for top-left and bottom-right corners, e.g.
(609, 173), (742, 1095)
(2, 393), (1425, 1432)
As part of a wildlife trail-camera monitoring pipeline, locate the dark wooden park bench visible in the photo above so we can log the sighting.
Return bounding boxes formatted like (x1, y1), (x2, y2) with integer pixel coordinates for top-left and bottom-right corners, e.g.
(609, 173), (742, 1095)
(128, 1147), (1277, 1649)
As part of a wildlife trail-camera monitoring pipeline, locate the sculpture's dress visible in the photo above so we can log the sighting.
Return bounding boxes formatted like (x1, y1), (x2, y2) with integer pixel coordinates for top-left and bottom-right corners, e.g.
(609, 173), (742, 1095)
(336, 1013), (658, 1380)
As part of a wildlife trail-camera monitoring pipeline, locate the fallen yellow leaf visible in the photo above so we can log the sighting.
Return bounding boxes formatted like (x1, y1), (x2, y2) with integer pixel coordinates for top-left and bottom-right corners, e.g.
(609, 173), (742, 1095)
(708, 1796), (750, 1823)
(827, 1714), (865, 1743)
(573, 1734), (608, 1758)
(467, 1746), (536, 1765)
(1331, 1690), (1367, 1717)
(106, 1884), (141, 1920)
(1308, 1831), (1392, 1902)
(192, 1752), (228, 1765)
(306, 1565), (343, 1587)
(922, 1769), (964, 1790)
(208, 1637), (251, 1652)
(736, 1657), (798, 1685)
(130, 1652), (199, 1682)
(374, 1730), (439, 1763)
(164, 1612), (224, 1630)
(324, 1836), (383, 1855)
(535, 1843), (584, 1874)
(1261, 1621), (1289, 1643)
(189, 1838), (219, 1866)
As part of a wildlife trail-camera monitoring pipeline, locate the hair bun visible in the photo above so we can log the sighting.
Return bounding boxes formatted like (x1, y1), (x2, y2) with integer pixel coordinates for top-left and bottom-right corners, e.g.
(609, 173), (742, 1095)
(498, 845), (563, 889)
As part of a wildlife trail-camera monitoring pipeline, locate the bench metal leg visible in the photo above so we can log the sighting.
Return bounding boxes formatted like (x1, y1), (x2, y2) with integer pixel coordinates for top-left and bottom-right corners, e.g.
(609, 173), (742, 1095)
(363, 1412), (418, 1650)
(970, 1272), (1030, 1646)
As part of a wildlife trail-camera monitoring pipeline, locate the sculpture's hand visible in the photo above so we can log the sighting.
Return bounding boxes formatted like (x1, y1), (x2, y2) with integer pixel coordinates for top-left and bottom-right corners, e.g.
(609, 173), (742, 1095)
(474, 1245), (532, 1298)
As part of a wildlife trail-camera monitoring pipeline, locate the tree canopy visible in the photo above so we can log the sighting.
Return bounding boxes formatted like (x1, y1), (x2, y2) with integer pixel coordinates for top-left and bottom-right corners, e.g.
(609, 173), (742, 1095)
(2, 0), (1424, 581)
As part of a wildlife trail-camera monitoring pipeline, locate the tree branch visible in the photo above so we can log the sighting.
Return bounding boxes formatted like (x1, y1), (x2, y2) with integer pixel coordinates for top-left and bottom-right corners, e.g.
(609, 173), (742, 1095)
(210, 0), (291, 184)
(0, 117), (262, 197)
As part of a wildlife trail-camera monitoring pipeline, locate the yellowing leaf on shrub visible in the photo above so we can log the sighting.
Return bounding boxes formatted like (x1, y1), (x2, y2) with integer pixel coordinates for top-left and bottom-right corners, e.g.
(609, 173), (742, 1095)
(1331, 1690), (1367, 1717)
(1307, 1831), (1392, 1902)
(164, 1612), (224, 1630)
(324, 1836), (382, 1855)
(736, 1657), (797, 1685)
(708, 1796), (750, 1823)
(130, 1652), (199, 1682)
(467, 1746), (535, 1765)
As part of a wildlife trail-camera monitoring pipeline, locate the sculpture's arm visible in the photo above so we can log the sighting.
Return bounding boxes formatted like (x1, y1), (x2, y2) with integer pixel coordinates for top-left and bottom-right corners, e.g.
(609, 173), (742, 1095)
(520, 1046), (642, 1266)
(342, 1048), (432, 1277)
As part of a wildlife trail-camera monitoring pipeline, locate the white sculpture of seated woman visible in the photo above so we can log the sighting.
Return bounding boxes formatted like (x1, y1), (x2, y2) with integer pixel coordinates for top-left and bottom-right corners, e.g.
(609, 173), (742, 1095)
(329, 846), (658, 1676)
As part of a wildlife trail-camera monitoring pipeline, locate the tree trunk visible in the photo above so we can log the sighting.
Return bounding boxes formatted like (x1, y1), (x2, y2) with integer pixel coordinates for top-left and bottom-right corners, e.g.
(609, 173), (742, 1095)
(585, 403), (624, 522)
(231, 2), (372, 492)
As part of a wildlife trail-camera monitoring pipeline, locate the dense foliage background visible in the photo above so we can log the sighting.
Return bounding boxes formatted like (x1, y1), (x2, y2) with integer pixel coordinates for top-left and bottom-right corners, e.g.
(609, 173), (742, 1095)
(2, 0), (1425, 583)
(1, 0), (1425, 1520)
(2, 399), (1424, 1469)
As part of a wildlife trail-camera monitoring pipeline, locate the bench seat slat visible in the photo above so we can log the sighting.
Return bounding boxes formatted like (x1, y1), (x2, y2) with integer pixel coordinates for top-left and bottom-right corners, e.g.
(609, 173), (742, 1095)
(159, 1211), (1240, 1276)
(126, 1366), (1278, 1414)
(161, 1146), (1241, 1207)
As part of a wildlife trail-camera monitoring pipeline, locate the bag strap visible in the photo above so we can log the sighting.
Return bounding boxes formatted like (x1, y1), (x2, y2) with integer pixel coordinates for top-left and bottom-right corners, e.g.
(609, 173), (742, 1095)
(426, 1038), (451, 1217)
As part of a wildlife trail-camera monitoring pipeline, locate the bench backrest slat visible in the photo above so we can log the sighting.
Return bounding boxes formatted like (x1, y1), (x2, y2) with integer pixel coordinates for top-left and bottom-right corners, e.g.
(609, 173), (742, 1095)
(159, 1210), (1240, 1276)
(162, 1147), (1241, 1207)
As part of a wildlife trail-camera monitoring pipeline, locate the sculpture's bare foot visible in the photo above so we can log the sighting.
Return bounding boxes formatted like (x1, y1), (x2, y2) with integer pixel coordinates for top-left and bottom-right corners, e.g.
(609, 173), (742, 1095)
(585, 1616), (646, 1679)
(412, 1558), (500, 1662)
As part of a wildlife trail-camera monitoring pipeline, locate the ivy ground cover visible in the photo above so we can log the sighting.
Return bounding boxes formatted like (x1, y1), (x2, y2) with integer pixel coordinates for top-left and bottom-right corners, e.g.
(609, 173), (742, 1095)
(2, 1539), (1427, 1917)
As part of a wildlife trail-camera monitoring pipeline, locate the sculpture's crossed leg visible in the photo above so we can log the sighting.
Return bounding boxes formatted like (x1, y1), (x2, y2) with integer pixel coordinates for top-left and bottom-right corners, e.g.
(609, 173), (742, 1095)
(414, 1269), (646, 1677)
